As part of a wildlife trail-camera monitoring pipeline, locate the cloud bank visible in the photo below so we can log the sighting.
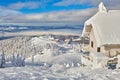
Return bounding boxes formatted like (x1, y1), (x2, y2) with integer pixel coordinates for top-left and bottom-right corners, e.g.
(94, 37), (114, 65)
(54, 0), (120, 9)
(0, 0), (120, 26)
(8, 2), (41, 10)
(0, 8), (96, 26)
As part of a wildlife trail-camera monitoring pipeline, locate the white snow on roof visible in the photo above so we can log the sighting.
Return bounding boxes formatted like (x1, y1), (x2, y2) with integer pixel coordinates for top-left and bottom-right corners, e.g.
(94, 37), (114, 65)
(82, 2), (120, 47)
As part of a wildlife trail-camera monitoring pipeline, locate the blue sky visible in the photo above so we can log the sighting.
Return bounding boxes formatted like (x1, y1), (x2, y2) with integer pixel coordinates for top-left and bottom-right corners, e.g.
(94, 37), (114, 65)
(0, 0), (120, 26)
(0, 0), (93, 14)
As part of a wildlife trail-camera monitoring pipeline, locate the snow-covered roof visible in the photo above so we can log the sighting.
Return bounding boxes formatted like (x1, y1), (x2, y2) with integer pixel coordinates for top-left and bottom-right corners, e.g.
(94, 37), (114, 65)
(82, 2), (120, 47)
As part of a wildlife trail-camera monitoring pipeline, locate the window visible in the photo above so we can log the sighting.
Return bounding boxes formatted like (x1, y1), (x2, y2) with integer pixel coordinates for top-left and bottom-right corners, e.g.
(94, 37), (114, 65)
(91, 41), (93, 48)
(97, 47), (101, 52)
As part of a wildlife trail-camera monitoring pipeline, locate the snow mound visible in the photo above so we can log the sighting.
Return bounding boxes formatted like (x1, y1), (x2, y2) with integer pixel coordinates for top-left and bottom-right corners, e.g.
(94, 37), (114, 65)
(50, 64), (66, 72)
(52, 53), (81, 67)
(26, 52), (81, 68)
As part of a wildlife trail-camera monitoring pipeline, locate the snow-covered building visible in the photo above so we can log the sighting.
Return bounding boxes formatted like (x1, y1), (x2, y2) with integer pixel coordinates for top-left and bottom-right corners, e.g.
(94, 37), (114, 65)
(82, 2), (120, 57)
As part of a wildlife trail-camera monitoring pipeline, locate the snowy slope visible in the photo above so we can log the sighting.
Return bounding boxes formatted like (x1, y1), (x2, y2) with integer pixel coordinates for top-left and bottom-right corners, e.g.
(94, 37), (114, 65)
(0, 34), (119, 80)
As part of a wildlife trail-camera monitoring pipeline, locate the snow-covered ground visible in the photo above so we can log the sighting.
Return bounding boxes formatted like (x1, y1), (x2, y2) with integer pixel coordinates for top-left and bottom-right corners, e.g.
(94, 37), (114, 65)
(0, 65), (120, 80)
(0, 34), (120, 80)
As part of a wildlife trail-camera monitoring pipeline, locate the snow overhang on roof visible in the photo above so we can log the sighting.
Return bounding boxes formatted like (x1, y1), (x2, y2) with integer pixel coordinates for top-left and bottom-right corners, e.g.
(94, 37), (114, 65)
(82, 2), (120, 47)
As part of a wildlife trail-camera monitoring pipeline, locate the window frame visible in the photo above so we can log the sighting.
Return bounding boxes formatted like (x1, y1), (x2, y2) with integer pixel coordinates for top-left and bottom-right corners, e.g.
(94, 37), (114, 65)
(91, 41), (93, 48)
(97, 47), (101, 52)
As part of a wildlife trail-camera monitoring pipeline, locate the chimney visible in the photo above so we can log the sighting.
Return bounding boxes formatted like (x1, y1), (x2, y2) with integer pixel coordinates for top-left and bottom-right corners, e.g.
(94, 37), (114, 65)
(98, 2), (108, 13)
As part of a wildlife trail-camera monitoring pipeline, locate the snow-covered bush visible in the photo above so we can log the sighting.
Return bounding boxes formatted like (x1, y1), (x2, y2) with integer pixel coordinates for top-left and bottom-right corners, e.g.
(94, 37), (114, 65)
(72, 44), (82, 52)
(90, 52), (108, 69)
(81, 55), (92, 66)
(43, 62), (52, 69)
(45, 43), (51, 49)
(0, 53), (6, 68)
(49, 43), (60, 56)
(65, 63), (70, 68)
(11, 54), (25, 67)
(50, 64), (66, 72)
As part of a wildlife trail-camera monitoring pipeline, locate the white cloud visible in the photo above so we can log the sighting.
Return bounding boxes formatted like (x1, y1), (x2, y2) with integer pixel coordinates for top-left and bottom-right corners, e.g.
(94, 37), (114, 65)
(54, 0), (84, 6)
(0, 8), (97, 26)
(54, 0), (87, 6)
(0, 9), (22, 16)
(0, 1), (48, 10)
(0, 0), (120, 26)
(8, 2), (41, 10)
(54, 0), (120, 9)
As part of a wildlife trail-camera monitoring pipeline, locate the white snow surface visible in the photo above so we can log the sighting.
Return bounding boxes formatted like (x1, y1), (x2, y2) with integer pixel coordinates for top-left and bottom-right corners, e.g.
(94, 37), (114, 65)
(82, 3), (120, 47)
(0, 35), (119, 80)
(0, 66), (120, 80)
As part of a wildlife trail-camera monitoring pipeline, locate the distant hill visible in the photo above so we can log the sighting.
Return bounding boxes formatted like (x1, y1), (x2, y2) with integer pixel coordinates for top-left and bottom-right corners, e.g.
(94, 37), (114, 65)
(0, 25), (83, 32)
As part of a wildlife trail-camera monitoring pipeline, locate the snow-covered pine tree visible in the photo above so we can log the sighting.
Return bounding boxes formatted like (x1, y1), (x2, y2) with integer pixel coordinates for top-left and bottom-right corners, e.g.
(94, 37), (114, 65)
(0, 52), (6, 68)
(11, 54), (25, 67)
(11, 53), (16, 66)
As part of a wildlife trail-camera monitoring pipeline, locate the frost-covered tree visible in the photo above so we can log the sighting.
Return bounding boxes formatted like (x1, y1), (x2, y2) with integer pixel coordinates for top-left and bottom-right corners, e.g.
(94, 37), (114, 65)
(0, 52), (6, 68)
(11, 54), (25, 67)
(31, 47), (36, 64)
(50, 43), (60, 56)
(71, 62), (74, 67)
